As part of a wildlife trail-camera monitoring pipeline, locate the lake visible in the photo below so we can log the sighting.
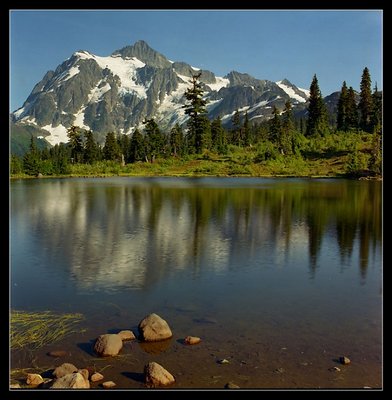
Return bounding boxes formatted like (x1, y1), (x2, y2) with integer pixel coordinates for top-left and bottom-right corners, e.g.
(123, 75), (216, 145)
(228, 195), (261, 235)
(10, 177), (382, 389)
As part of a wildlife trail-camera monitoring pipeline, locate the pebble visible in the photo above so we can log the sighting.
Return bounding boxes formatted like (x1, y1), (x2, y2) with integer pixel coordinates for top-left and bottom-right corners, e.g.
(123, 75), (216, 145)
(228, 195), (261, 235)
(91, 372), (104, 382)
(47, 350), (67, 357)
(328, 367), (341, 372)
(225, 382), (240, 389)
(218, 359), (230, 364)
(184, 336), (201, 345)
(339, 356), (351, 365)
(118, 330), (136, 341)
(102, 381), (116, 389)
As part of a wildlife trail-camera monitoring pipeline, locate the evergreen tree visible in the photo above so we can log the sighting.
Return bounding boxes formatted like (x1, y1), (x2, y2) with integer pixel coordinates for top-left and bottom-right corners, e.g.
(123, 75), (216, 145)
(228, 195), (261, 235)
(281, 100), (295, 155)
(183, 72), (208, 153)
(23, 135), (41, 175)
(269, 106), (281, 144)
(198, 114), (212, 151)
(211, 116), (228, 154)
(169, 123), (184, 157)
(84, 130), (99, 164)
(231, 110), (242, 146)
(129, 128), (145, 162)
(337, 81), (348, 131)
(299, 117), (305, 135)
(346, 87), (358, 131)
(371, 83), (382, 134)
(11, 154), (23, 175)
(306, 74), (329, 136)
(143, 118), (165, 162)
(117, 134), (130, 165)
(103, 131), (121, 161)
(358, 67), (373, 132)
(243, 111), (251, 146)
(67, 125), (84, 163)
(50, 143), (70, 174)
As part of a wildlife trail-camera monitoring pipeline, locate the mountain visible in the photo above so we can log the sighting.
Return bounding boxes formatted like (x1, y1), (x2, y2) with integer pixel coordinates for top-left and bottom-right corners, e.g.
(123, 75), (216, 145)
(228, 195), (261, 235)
(11, 40), (311, 146)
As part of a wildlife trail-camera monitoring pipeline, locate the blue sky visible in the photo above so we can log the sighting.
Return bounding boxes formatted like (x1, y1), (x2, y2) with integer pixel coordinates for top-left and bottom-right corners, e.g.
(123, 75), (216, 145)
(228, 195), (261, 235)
(10, 10), (382, 112)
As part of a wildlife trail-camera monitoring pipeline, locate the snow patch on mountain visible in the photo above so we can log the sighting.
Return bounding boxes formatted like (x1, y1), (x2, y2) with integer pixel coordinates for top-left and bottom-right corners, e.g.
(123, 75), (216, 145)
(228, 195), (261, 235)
(42, 124), (68, 145)
(206, 98), (223, 111)
(63, 65), (80, 82)
(73, 108), (91, 131)
(13, 107), (25, 118)
(156, 75), (190, 125)
(88, 81), (111, 103)
(298, 86), (310, 97)
(276, 80), (307, 103)
(207, 77), (230, 92)
(75, 51), (147, 98)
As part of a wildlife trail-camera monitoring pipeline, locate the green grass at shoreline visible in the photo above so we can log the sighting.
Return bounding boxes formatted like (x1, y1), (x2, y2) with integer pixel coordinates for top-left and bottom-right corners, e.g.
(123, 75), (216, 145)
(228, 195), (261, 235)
(10, 154), (379, 179)
(10, 132), (382, 180)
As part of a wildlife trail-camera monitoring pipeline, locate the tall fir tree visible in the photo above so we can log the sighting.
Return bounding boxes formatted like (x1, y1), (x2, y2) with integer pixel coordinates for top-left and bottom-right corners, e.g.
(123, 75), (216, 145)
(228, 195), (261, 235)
(306, 74), (329, 136)
(117, 134), (130, 164)
(337, 81), (348, 131)
(358, 67), (373, 132)
(169, 123), (184, 157)
(129, 128), (145, 162)
(346, 87), (359, 131)
(231, 110), (242, 146)
(281, 100), (295, 155)
(103, 131), (121, 161)
(84, 130), (99, 164)
(143, 118), (165, 162)
(243, 111), (251, 146)
(211, 116), (227, 154)
(183, 72), (208, 153)
(269, 106), (281, 144)
(67, 125), (84, 163)
(371, 83), (382, 135)
(23, 135), (41, 175)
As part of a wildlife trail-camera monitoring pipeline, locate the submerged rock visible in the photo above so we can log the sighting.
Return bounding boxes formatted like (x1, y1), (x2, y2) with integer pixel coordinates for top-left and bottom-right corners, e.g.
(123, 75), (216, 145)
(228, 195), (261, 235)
(144, 362), (175, 387)
(138, 313), (172, 342)
(48, 350), (67, 358)
(94, 334), (123, 356)
(339, 356), (351, 365)
(184, 336), (201, 345)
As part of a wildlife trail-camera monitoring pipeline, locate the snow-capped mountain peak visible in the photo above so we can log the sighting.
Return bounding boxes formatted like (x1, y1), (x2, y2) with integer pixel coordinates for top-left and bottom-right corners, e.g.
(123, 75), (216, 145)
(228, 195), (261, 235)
(12, 41), (310, 146)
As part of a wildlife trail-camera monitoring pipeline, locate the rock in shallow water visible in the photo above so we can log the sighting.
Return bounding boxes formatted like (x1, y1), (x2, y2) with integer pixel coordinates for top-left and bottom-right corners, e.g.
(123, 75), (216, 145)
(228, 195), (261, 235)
(144, 361), (175, 387)
(94, 334), (123, 356)
(53, 363), (78, 378)
(51, 372), (90, 389)
(339, 356), (351, 365)
(184, 336), (201, 345)
(138, 313), (172, 342)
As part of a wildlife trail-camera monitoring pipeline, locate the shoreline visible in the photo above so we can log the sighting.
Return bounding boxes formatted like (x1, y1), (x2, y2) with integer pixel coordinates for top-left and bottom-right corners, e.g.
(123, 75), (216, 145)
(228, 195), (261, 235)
(9, 173), (382, 180)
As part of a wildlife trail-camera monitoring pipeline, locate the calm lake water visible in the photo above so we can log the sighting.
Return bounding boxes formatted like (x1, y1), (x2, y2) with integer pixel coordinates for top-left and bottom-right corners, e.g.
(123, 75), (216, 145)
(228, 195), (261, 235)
(10, 177), (382, 389)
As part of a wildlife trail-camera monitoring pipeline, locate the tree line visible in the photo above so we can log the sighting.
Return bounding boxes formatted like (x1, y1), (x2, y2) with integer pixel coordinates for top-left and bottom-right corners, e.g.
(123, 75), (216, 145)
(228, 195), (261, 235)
(11, 67), (382, 176)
